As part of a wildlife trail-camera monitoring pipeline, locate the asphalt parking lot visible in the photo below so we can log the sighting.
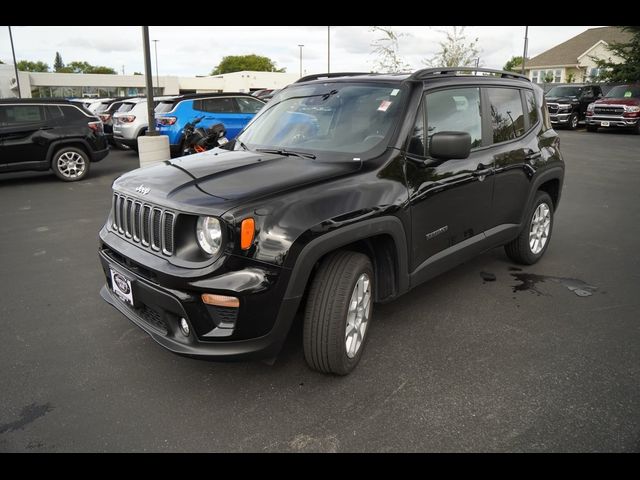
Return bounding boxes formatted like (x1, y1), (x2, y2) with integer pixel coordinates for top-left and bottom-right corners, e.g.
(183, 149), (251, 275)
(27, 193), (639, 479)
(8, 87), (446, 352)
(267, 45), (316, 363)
(1, 129), (639, 452)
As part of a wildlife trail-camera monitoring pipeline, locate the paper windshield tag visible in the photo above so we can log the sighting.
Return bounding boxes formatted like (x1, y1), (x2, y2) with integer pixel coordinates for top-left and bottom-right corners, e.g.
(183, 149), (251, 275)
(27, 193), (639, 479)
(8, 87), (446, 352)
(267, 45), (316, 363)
(390, 89), (400, 96)
(378, 100), (392, 112)
(624, 91), (632, 98)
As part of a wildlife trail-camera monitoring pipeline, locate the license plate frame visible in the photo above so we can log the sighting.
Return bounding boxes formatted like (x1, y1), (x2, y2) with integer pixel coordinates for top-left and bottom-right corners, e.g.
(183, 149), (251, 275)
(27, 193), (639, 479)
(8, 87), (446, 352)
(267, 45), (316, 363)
(600, 121), (610, 127)
(110, 268), (134, 306)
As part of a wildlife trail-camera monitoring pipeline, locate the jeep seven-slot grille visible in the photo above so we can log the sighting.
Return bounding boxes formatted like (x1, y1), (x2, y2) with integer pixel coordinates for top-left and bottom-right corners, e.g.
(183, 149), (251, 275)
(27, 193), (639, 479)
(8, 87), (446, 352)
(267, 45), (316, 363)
(112, 193), (176, 256)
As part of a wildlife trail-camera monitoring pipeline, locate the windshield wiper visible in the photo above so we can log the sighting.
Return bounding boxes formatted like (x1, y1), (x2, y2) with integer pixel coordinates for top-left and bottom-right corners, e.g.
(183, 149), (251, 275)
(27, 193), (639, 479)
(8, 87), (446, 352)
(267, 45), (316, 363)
(256, 148), (316, 160)
(235, 138), (248, 150)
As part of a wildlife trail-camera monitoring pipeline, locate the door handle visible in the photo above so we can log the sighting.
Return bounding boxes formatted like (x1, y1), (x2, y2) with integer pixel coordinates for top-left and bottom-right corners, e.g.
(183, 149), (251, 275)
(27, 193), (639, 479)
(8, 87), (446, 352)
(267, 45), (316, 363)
(472, 167), (493, 177)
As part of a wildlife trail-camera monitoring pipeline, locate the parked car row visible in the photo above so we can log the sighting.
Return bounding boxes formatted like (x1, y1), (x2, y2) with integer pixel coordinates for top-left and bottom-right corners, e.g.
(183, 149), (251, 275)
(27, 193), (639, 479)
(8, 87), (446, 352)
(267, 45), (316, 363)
(545, 83), (640, 134)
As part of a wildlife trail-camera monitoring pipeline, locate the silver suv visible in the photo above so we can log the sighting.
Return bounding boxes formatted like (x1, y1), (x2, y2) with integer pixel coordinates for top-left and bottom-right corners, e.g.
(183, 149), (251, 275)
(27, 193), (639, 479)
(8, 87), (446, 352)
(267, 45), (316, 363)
(113, 96), (174, 152)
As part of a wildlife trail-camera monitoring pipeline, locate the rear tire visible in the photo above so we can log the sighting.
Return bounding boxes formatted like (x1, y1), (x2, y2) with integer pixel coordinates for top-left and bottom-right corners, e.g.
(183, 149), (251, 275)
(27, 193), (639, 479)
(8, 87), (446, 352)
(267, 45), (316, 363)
(505, 191), (554, 265)
(52, 146), (90, 182)
(303, 251), (374, 375)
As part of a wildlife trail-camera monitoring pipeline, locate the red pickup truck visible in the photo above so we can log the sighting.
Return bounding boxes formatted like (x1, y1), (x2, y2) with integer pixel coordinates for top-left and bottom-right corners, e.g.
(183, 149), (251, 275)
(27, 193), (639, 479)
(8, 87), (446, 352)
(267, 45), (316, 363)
(586, 84), (640, 134)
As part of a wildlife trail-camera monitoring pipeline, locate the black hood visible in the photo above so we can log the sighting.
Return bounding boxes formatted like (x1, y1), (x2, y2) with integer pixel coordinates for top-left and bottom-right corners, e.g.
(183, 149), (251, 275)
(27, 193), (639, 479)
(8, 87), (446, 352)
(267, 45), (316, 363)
(112, 149), (362, 215)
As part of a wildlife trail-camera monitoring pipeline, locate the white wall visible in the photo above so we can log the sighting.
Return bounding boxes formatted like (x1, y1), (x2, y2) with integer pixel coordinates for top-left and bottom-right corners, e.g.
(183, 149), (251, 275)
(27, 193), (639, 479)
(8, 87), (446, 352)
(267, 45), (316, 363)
(0, 69), (298, 98)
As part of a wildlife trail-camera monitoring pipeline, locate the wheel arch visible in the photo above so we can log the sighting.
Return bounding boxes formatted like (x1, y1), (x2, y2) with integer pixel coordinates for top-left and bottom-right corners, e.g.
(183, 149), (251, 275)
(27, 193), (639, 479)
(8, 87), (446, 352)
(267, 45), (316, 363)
(46, 140), (92, 166)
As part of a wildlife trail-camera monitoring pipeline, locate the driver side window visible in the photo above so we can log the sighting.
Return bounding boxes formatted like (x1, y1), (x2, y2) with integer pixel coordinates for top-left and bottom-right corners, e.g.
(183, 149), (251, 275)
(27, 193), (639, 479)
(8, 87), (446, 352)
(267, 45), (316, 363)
(425, 88), (482, 155)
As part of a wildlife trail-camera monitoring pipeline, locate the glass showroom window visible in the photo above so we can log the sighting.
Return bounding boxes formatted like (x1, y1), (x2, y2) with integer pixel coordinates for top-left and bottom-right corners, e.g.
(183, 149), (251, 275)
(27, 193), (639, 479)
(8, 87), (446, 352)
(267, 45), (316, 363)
(532, 70), (539, 83)
(554, 70), (562, 82)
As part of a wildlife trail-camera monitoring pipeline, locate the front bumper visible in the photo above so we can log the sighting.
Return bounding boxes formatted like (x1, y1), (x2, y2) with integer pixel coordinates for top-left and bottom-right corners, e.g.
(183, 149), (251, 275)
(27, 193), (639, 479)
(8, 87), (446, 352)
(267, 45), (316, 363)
(587, 116), (639, 128)
(98, 236), (298, 361)
(549, 112), (571, 124)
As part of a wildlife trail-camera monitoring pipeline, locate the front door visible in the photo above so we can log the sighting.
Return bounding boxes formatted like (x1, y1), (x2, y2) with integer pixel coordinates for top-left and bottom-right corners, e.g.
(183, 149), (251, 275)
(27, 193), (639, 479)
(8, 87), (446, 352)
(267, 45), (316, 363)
(405, 86), (494, 274)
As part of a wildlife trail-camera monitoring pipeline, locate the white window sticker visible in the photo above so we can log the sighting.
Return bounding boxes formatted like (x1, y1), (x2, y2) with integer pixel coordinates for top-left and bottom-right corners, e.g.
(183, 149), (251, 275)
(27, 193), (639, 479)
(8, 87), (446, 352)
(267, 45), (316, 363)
(378, 100), (392, 112)
(390, 89), (400, 96)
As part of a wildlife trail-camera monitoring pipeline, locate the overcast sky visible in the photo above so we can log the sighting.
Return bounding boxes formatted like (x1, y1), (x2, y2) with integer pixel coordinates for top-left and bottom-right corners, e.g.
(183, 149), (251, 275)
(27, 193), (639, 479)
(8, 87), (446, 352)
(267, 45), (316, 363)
(0, 26), (602, 77)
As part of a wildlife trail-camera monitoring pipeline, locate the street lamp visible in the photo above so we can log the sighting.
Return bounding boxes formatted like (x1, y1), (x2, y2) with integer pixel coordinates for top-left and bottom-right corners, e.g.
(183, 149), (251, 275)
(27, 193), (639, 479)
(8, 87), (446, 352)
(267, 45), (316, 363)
(152, 39), (160, 95)
(298, 44), (304, 78)
(327, 26), (330, 74)
(8, 26), (21, 98)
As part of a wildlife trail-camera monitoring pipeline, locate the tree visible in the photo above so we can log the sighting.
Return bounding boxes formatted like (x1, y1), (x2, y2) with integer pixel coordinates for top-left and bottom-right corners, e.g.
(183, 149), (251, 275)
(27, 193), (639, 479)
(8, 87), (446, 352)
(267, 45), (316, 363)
(54, 52), (64, 72)
(0, 60), (4, 64)
(425, 26), (480, 68)
(57, 61), (116, 74)
(370, 26), (410, 73)
(593, 26), (640, 82)
(133, 72), (143, 75)
(503, 55), (524, 72)
(211, 54), (285, 75)
(566, 72), (576, 83)
(17, 60), (49, 72)
(543, 71), (554, 83)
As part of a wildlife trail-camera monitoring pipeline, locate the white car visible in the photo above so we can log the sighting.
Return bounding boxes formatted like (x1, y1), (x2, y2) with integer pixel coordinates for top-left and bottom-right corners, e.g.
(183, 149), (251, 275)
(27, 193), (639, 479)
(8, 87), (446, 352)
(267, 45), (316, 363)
(112, 96), (175, 152)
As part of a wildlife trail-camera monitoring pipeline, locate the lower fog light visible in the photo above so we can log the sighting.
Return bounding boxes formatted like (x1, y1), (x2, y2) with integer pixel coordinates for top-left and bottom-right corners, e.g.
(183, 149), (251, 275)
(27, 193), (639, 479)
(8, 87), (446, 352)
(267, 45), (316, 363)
(179, 318), (190, 336)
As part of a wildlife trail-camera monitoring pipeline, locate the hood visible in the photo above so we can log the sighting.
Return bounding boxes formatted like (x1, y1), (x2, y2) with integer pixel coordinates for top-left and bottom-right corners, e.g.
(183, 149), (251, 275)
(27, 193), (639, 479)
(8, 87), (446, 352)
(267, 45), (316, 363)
(594, 97), (640, 106)
(546, 96), (578, 104)
(112, 148), (362, 214)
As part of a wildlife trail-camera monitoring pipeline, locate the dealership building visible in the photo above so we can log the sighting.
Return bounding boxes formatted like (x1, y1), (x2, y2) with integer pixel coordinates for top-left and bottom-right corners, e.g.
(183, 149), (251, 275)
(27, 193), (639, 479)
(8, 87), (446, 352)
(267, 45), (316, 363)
(0, 65), (299, 98)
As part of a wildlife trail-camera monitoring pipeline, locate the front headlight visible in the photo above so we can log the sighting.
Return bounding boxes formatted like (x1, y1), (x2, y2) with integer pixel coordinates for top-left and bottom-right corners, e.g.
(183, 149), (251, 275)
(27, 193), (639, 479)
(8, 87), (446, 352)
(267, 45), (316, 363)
(196, 216), (222, 255)
(587, 103), (595, 112)
(625, 105), (640, 113)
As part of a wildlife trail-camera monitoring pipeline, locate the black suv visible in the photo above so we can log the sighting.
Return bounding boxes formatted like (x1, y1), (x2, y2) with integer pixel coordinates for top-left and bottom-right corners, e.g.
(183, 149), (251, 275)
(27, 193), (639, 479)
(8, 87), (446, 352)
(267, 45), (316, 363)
(0, 99), (109, 181)
(545, 84), (602, 129)
(98, 68), (564, 375)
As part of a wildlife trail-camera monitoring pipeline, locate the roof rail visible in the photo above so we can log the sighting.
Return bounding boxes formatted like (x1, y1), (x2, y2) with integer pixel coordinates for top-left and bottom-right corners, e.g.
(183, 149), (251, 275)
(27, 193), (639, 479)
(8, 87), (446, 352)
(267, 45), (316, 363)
(406, 67), (530, 82)
(295, 72), (371, 83)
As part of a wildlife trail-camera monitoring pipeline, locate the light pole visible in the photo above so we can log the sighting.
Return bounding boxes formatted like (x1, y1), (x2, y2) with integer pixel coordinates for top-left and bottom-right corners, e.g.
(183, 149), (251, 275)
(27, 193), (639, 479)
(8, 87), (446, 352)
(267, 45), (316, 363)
(8, 26), (21, 98)
(521, 26), (529, 75)
(298, 44), (304, 78)
(142, 28), (157, 136)
(327, 26), (330, 73)
(152, 39), (159, 95)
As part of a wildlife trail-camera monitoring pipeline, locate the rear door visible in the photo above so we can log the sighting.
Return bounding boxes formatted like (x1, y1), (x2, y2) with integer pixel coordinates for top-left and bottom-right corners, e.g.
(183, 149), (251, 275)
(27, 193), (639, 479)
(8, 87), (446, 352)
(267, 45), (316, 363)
(0, 104), (50, 169)
(194, 97), (241, 138)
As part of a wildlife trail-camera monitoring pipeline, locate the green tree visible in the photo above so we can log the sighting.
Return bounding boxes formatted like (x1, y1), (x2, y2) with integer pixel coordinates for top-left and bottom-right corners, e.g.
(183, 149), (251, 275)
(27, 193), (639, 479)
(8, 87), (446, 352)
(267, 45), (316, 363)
(543, 71), (554, 83)
(593, 26), (640, 82)
(133, 72), (143, 75)
(58, 61), (116, 74)
(54, 52), (64, 72)
(370, 26), (410, 73)
(0, 60), (4, 64)
(566, 72), (575, 83)
(425, 26), (480, 68)
(503, 55), (524, 72)
(17, 60), (49, 72)
(211, 54), (285, 75)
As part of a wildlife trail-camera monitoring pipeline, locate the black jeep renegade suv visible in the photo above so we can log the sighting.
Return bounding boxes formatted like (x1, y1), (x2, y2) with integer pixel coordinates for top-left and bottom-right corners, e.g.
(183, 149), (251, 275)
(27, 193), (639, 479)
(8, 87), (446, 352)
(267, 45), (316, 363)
(98, 68), (564, 375)
(0, 99), (109, 181)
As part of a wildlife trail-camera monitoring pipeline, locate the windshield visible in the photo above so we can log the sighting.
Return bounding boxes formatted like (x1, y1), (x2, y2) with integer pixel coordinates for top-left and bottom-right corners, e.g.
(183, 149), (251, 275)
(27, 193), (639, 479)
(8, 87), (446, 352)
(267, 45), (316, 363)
(546, 86), (583, 97)
(605, 85), (640, 99)
(233, 83), (405, 159)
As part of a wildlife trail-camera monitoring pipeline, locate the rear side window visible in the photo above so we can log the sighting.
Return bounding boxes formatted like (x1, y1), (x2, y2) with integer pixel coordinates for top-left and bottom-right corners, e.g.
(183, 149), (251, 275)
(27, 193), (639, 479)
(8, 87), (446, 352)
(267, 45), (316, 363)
(61, 106), (90, 121)
(94, 103), (110, 114)
(0, 105), (46, 124)
(524, 91), (538, 127)
(236, 97), (264, 114)
(118, 103), (136, 113)
(46, 105), (64, 121)
(486, 88), (525, 143)
(425, 87), (482, 152)
(193, 97), (237, 113)
(156, 101), (175, 113)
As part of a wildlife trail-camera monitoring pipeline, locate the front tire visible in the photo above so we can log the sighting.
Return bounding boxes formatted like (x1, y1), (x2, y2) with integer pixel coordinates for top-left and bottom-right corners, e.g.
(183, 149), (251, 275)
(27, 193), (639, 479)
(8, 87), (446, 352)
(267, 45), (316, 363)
(505, 191), (554, 265)
(303, 251), (374, 375)
(568, 113), (579, 130)
(52, 146), (90, 182)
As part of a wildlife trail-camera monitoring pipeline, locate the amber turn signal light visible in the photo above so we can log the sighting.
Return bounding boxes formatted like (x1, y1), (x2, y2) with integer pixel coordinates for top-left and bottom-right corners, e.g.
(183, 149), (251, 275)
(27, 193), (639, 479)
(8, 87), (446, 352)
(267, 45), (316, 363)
(240, 218), (255, 250)
(201, 293), (240, 308)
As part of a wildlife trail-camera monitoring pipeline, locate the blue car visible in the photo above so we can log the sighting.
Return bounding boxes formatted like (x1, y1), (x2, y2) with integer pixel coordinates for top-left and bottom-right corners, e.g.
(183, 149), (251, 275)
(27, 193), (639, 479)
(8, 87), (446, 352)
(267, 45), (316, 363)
(155, 93), (265, 157)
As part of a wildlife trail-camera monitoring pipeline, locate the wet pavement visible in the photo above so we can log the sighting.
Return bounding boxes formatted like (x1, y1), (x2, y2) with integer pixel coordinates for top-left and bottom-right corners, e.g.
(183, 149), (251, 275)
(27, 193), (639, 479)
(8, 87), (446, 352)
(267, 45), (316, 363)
(1, 129), (639, 452)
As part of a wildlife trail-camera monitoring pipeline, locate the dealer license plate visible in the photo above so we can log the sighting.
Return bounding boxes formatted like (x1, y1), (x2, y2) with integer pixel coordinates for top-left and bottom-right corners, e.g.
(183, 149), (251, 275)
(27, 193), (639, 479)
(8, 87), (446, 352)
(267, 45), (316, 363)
(110, 269), (133, 306)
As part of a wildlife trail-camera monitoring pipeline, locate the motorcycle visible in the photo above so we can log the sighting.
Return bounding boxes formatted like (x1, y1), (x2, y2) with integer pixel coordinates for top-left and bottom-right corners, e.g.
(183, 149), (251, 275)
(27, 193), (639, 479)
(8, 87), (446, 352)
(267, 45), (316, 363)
(181, 116), (228, 156)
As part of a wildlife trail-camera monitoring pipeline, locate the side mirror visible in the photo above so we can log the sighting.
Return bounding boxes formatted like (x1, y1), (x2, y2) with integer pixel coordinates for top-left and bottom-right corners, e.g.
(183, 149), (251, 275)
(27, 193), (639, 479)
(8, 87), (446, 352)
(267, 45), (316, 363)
(430, 131), (471, 160)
